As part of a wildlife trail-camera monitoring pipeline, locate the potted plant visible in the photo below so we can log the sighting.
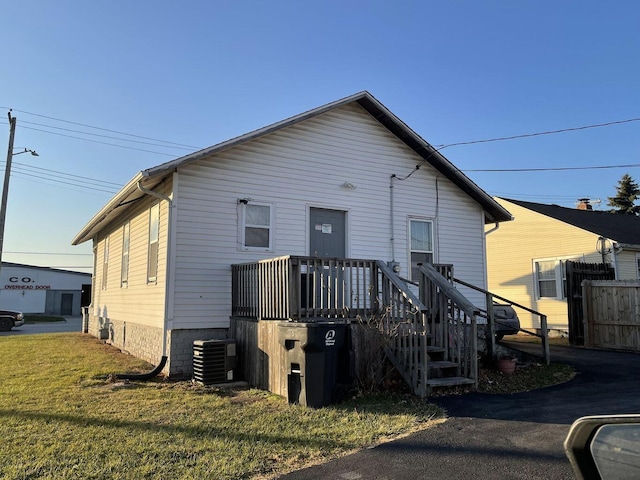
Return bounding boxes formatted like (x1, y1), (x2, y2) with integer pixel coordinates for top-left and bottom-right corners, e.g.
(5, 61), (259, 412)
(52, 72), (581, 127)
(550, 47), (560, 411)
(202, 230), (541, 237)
(497, 355), (517, 374)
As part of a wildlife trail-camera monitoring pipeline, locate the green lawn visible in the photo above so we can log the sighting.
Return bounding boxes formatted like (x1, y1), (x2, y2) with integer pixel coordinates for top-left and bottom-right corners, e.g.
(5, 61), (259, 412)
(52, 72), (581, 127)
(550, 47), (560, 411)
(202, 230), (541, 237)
(0, 334), (442, 479)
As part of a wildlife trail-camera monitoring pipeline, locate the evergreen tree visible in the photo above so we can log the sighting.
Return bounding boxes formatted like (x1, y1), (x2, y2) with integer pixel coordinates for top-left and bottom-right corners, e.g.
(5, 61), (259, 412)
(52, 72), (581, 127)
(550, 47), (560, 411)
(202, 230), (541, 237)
(607, 174), (640, 215)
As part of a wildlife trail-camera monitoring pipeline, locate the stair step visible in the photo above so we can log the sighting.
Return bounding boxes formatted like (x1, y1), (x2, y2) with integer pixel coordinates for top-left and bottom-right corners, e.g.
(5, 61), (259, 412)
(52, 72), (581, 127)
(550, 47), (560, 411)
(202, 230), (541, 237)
(426, 346), (445, 353)
(427, 361), (458, 370)
(426, 376), (476, 387)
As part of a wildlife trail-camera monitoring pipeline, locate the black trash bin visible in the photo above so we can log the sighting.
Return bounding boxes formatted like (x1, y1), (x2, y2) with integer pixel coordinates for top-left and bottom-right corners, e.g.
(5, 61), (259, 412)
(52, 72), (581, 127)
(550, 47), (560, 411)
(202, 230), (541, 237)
(278, 321), (352, 408)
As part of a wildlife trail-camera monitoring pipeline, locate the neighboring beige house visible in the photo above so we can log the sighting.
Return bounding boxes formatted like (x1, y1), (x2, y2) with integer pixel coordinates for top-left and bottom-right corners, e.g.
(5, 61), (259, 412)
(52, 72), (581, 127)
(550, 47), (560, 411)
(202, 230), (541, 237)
(72, 91), (512, 377)
(486, 197), (640, 333)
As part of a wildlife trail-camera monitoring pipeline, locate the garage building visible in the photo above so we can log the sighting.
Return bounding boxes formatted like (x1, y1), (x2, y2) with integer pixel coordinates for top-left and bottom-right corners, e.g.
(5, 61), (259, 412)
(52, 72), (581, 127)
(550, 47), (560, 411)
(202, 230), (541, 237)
(0, 262), (91, 316)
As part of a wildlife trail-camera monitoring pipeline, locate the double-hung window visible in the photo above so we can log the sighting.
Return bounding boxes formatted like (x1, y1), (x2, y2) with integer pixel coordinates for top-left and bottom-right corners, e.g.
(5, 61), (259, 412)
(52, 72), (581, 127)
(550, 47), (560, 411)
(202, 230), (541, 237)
(102, 236), (109, 290)
(409, 219), (434, 281)
(148, 204), (160, 283)
(121, 221), (130, 288)
(240, 202), (272, 251)
(534, 257), (580, 299)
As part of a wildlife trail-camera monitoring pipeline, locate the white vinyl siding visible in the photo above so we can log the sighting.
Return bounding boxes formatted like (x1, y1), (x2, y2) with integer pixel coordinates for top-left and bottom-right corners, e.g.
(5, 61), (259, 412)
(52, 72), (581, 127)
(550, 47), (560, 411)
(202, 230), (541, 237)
(171, 103), (489, 328)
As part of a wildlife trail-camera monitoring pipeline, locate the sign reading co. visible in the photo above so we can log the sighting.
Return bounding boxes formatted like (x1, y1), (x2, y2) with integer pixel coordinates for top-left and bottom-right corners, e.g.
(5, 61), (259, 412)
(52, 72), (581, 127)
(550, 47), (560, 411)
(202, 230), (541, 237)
(4, 276), (50, 290)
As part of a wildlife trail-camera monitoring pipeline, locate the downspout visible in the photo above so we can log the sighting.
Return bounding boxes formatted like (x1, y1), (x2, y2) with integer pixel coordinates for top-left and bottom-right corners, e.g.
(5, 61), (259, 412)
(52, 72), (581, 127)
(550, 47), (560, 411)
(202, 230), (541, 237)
(115, 180), (172, 380)
(611, 242), (620, 279)
(390, 174), (396, 262)
(485, 222), (500, 235)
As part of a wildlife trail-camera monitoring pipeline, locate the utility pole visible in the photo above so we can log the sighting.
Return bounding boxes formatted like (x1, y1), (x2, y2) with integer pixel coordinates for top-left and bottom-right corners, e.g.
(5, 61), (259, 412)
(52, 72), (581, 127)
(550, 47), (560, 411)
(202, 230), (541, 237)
(0, 112), (17, 278)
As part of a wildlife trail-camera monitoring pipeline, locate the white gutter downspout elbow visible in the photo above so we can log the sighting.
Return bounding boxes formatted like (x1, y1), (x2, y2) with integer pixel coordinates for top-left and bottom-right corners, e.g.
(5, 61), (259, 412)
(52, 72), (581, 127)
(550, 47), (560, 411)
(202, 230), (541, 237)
(137, 180), (173, 360)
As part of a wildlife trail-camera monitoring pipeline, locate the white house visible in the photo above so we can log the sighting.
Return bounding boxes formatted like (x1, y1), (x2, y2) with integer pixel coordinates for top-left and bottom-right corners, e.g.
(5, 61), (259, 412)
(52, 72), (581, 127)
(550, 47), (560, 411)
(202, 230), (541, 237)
(72, 91), (512, 376)
(0, 262), (91, 315)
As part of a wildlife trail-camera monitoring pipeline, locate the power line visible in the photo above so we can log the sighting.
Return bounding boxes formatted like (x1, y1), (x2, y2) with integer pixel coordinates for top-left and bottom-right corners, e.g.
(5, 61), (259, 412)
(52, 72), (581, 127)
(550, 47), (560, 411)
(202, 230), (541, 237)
(463, 163), (640, 173)
(12, 124), (177, 156)
(437, 117), (640, 149)
(1, 106), (199, 149)
(10, 161), (123, 187)
(9, 171), (115, 197)
(16, 119), (194, 151)
(10, 165), (119, 192)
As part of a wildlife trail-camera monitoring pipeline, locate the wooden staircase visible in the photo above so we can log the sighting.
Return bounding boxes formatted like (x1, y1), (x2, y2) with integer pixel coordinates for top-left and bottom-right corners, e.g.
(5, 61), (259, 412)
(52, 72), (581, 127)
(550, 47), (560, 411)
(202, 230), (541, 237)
(376, 261), (479, 397)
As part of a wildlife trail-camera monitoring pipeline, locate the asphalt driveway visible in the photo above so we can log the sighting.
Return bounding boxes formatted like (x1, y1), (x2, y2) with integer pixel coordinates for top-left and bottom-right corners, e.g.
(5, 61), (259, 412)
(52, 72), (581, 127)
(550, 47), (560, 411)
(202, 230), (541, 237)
(281, 344), (640, 479)
(0, 316), (82, 336)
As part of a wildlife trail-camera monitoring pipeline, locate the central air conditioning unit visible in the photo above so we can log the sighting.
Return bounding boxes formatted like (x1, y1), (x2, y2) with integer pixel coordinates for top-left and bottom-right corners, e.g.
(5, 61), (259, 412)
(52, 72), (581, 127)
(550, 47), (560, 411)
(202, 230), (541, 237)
(193, 339), (237, 385)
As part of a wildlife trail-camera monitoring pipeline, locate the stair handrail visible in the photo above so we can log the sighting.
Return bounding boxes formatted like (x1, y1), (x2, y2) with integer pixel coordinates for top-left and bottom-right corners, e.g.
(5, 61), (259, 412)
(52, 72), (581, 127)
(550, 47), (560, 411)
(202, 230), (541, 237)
(453, 276), (550, 365)
(419, 263), (480, 318)
(375, 261), (428, 313)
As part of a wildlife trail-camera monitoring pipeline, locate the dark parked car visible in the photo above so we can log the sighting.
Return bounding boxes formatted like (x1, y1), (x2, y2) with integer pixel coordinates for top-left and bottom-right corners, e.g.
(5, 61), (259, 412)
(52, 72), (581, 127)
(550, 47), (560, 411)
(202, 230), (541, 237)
(0, 309), (25, 331)
(493, 304), (520, 341)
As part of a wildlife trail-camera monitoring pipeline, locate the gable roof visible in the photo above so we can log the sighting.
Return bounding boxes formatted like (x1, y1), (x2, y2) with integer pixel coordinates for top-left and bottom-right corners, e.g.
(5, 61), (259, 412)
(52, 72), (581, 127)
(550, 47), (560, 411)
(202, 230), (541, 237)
(500, 197), (640, 245)
(72, 91), (512, 245)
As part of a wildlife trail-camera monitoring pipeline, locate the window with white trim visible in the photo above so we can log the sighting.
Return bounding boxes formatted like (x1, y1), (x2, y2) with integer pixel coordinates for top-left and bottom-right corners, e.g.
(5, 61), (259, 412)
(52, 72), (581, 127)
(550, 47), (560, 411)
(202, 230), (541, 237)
(534, 257), (580, 299)
(147, 203), (160, 283)
(409, 219), (434, 281)
(102, 236), (109, 290)
(240, 202), (273, 251)
(121, 221), (130, 288)
(636, 253), (640, 279)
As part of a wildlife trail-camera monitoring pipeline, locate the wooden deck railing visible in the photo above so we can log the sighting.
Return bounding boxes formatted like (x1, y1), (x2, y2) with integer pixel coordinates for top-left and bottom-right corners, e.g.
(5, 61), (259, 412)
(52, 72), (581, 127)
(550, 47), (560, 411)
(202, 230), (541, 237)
(232, 256), (379, 320)
(231, 257), (480, 397)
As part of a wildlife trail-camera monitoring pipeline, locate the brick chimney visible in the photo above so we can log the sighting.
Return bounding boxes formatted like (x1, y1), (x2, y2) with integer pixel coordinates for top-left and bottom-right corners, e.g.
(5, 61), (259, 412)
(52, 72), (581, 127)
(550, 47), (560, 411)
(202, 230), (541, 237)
(577, 198), (593, 210)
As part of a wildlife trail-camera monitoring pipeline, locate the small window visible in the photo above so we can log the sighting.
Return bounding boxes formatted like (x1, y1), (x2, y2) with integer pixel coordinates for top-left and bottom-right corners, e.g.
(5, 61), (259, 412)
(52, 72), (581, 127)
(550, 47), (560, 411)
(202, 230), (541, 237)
(102, 236), (109, 290)
(121, 221), (130, 288)
(535, 260), (557, 298)
(148, 204), (160, 283)
(409, 219), (434, 281)
(637, 254), (640, 279)
(240, 203), (272, 250)
(534, 257), (581, 299)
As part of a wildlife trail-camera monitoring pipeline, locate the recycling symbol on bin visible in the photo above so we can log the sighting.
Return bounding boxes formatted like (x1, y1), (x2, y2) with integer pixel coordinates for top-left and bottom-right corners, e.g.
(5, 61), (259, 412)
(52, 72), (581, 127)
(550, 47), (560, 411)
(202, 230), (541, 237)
(325, 329), (336, 347)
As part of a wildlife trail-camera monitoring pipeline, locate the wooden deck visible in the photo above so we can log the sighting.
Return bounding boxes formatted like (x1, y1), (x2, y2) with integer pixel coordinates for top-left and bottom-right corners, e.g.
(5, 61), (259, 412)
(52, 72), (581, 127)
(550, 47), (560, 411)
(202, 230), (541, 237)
(231, 256), (480, 399)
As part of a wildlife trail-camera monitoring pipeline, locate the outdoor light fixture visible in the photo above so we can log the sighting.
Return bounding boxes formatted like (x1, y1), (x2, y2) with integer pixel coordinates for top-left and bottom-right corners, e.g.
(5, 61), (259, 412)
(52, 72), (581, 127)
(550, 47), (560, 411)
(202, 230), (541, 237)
(13, 148), (39, 157)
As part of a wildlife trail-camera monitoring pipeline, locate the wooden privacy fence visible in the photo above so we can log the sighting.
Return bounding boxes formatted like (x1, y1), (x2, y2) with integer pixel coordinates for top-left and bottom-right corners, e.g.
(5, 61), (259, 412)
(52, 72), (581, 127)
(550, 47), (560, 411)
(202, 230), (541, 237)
(582, 280), (640, 351)
(566, 261), (615, 345)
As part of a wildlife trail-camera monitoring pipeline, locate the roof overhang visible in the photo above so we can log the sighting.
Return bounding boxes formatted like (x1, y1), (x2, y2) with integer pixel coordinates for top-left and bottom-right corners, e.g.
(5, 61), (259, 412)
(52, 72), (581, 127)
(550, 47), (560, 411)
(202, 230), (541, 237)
(71, 172), (167, 245)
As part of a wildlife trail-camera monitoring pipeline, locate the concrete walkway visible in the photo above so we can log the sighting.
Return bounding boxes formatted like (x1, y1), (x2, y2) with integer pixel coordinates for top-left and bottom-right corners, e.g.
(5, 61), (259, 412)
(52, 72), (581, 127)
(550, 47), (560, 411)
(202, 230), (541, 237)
(280, 345), (640, 479)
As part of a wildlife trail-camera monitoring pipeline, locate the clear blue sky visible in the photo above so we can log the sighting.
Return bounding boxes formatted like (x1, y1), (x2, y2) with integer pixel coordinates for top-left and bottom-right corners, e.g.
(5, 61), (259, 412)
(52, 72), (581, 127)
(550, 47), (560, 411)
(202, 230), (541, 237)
(2, 1), (639, 272)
